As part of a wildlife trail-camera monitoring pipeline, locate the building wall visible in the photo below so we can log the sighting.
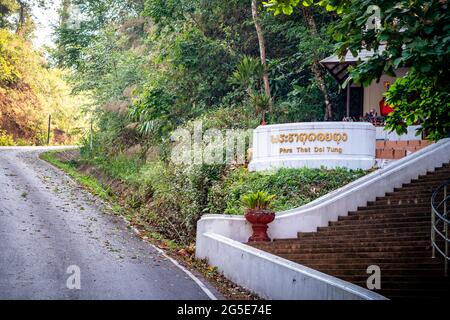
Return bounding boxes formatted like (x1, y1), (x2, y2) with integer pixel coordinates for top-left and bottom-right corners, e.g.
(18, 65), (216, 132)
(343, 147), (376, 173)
(363, 68), (408, 115)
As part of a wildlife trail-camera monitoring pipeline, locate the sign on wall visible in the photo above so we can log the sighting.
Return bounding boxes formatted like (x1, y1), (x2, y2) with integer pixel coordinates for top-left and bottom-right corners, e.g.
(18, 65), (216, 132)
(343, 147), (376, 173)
(249, 122), (376, 171)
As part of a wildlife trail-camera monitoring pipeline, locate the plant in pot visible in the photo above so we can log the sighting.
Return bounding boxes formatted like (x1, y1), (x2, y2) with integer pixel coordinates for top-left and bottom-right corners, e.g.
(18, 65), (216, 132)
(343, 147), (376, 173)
(241, 191), (276, 242)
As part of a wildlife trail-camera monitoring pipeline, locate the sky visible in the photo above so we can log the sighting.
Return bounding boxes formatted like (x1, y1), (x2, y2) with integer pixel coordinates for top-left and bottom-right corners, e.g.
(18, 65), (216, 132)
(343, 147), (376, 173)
(32, 0), (61, 49)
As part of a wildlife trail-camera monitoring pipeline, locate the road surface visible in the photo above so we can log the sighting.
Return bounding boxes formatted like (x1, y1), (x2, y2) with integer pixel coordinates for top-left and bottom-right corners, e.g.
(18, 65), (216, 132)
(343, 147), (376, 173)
(0, 147), (218, 300)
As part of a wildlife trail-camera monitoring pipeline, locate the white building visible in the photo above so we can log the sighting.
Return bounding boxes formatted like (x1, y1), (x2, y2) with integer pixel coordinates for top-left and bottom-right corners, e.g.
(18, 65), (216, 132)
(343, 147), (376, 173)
(320, 46), (408, 119)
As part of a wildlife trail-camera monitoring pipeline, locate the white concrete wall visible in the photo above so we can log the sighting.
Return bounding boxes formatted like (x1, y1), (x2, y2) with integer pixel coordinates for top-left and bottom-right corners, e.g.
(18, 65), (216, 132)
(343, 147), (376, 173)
(376, 125), (422, 141)
(198, 233), (386, 300)
(363, 68), (408, 114)
(249, 122), (376, 171)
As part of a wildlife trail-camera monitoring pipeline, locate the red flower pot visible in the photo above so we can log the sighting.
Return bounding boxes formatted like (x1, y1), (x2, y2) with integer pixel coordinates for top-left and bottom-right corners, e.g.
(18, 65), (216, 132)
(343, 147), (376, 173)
(244, 209), (275, 242)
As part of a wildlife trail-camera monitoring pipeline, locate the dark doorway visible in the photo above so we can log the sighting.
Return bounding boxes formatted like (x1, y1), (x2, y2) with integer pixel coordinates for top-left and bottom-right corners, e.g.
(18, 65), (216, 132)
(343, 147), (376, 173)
(349, 86), (364, 119)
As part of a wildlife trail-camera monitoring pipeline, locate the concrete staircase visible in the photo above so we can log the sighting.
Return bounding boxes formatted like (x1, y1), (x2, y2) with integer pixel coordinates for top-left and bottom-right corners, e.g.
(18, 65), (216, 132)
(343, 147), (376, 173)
(251, 163), (450, 300)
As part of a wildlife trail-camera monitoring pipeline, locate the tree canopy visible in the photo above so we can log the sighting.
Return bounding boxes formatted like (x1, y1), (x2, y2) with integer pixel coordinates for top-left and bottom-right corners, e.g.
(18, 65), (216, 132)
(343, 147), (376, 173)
(0, 1), (88, 145)
(264, 0), (450, 139)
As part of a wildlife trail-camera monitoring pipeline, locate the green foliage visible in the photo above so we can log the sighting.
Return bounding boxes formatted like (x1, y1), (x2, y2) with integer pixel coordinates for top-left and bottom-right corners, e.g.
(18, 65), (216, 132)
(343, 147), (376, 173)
(54, 0), (343, 145)
(0, 28), (22, 84)
(0, 0), (48, 36)
(140, 162), (226, 242)
(49, 0), (364, 246)
(75, 144), (366, 243)
(143, 0), (191, 31)
(385, 71), (450, 141)
(0, 28), (88, 144)
(208, 166), (366, 215)
(0, 0), (19, 28)
(265, 0), (450, 140)
(229, 56), (263, 93)
(81, 110), (135, 158)
(53, 0), (144, 70)
(129, 85), (176, 136)
(241, 190), (275, 210)
(0, 129), (14, 146)
(334, 0), (450, 140)
(229, 55), (273, 118)
(263, 0), (349, 16)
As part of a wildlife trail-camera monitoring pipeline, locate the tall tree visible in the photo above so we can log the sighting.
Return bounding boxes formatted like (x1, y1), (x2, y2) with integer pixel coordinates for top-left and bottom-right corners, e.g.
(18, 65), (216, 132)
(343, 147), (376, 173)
(9, 0), (48, 38)
(0, 0), (18, 28)
(16, 0), (27, 36)
(264, 0), (450, 140)
(301, 6), (332, 120)
(251, 0), (273, 113)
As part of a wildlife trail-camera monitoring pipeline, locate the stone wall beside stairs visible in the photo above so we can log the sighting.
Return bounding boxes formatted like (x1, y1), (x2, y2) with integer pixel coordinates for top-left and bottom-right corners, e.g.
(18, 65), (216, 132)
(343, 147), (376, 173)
(376, 140), (433, 160)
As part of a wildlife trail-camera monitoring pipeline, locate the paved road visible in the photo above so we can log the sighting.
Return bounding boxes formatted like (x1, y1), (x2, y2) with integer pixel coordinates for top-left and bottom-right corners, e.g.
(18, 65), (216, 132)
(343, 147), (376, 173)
(0, 147), (217, 300)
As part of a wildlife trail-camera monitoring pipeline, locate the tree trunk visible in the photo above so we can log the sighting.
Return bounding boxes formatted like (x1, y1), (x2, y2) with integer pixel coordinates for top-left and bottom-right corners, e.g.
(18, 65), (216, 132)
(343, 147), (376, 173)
(60, 0), (71, 26)
(251, 0), (273, 113)
(311, 60), (333, 120)
(16, 1), (26, 36)
(302, 7), (333, 120)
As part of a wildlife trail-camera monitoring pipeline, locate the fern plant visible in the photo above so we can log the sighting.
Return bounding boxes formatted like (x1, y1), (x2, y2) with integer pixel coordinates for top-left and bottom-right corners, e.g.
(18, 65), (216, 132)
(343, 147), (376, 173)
(241, 190), (276, 211)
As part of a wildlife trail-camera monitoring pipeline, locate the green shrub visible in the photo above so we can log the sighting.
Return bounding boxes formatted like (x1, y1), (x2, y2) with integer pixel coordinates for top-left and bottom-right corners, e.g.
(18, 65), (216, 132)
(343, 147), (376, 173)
(0, 130), (15, 146)
(139, 162), (226, 243)
(78, 140), (366, 243)
(208, 166), (366, 215)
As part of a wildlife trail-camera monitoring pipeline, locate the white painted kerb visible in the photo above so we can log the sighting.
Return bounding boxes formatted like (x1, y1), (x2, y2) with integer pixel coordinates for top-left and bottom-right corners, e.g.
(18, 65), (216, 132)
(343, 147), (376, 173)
(199, 233), (386, 300)
(249, 122), (376, 171)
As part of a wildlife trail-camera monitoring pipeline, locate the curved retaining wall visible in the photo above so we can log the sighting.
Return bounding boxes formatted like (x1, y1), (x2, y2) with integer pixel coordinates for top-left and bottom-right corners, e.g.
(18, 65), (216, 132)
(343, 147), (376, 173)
(201, 233), (386, 300)
(196, 138), (450, 300)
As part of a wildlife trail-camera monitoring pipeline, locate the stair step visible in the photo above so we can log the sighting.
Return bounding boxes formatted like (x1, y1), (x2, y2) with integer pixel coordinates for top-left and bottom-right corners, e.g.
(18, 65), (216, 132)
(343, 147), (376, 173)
(337, 213), (430, 223)
(418, 172), (450, 179)
(377, 194), (431, 201)
(411, 175), (445, 183)
(359, 203), (429, 210)
(290, 257), (440, 267)
(265, 238), (446, 251)
(431, 166), (450, 173)
(309, 267), (445, 277)
(251, 240), (432, 251)
(394, 186), (436, 192)
(288, 233), (431, 243)
(348, 207), (428, 215)
(385, 191), (432, 197)
(319, 221), (429, 232)
(375, 288), (449, 300)
(302, 261), (444, 271)
(280, 251), (431, 261)
(329, 274), (448, 283)
(298, 227), (429, 238)
(263, 245), (432, 255)
(367, 199), (428, 206)
(406, 180), (448, 187)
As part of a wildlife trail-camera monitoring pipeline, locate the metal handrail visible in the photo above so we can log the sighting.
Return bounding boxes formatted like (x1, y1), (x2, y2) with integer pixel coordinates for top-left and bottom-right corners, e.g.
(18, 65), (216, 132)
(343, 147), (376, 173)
(431, 179), (450, 276)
